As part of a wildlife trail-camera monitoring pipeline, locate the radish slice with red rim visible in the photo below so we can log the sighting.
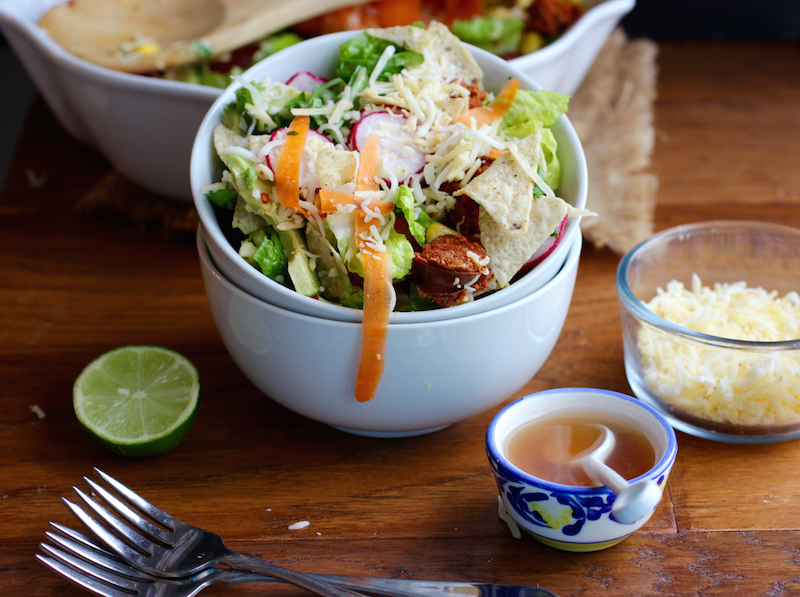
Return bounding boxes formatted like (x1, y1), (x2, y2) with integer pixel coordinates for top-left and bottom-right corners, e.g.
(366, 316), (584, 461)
(266, 127), (334, 194)
(350, 111), (427, 183)
(286, 71), (328, 93)
(521, 215), (567, 271)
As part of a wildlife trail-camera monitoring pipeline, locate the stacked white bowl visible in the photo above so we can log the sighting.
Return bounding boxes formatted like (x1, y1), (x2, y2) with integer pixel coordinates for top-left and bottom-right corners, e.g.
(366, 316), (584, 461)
(191, 34), (588, 437)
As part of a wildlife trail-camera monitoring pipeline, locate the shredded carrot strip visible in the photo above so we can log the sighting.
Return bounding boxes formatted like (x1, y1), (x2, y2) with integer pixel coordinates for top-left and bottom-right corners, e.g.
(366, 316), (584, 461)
(353, 133), (392, 402)
(454, 78), (520, 127)
(274, 115), (310, 212)
(356, 134), (381, 192)
(354, 213), (392, 402)
(319, 189), (394, 215)
(488, 148), (505, 158)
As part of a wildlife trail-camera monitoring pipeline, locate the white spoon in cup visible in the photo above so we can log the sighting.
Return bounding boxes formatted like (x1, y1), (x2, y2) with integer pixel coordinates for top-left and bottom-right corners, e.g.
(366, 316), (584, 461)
(573, 425), (663, 524)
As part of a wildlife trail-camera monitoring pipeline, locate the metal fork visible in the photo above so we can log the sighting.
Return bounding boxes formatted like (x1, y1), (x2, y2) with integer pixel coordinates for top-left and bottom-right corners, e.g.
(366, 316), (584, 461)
(39, 524), (559, 597)
(61, 468), (359, 597)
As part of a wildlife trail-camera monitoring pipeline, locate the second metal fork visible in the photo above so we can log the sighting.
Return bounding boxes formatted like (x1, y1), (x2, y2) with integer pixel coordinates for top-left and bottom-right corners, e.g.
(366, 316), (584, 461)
(63, 468), (360, 597)
(39, 523), (559, 597)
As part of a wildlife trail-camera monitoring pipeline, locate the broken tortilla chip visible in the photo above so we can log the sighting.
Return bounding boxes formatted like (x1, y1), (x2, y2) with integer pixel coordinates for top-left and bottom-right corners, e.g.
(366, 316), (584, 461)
(479, 194), (569, 288)
(457, 132), (544, 235)
(315, 145), (357, 191)
(366, 21), (482, 86)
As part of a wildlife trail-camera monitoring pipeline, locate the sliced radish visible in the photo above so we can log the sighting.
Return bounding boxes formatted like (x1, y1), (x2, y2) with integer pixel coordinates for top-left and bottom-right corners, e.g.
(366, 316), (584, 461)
(521, 216), (567, 271)
(350, 111), (427, 183)
(286, 71), (328, 93)
(266, 127), (334, 194)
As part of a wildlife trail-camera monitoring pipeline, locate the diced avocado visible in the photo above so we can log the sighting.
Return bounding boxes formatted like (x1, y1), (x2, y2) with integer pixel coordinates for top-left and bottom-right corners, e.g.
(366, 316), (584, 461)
(305, 219), (363, 308)
(223, 153), (261, 191)
(275, 228), (320, 297)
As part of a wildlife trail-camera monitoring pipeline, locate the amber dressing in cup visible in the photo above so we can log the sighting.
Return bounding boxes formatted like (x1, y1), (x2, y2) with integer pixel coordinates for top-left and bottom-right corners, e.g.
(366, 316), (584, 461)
(505, 414), (656, 486)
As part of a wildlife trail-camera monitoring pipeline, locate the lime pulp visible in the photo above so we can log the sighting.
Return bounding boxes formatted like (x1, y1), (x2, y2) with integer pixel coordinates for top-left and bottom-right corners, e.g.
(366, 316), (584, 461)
(73, 346), (199, 457)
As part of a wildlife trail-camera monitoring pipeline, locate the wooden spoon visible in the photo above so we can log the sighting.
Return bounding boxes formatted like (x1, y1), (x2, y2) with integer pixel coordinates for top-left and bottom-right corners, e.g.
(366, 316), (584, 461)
(39, 0), (371, 73)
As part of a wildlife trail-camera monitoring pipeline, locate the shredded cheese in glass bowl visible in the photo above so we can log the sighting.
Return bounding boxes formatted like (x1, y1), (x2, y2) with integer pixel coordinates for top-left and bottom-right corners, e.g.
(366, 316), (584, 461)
(616, 221), (800, 444)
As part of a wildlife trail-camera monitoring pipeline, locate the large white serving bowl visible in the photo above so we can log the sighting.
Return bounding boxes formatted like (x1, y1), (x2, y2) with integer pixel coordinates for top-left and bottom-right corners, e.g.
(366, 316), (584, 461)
(198, 226), (583, 437)
(0, 0), (219, 201)
(509, 0), (635, 96)
(192, 31), (587, 324)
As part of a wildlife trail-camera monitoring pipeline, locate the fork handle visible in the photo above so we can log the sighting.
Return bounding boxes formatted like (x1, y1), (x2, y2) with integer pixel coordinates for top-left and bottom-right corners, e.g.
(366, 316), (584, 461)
(222, 552), (362, 597)
(211, 568), (559, 597)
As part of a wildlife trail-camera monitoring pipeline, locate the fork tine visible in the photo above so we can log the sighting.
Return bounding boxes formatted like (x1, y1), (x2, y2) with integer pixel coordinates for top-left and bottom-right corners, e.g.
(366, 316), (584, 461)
(37, 548), (141, 597)
(62, 494), (152, 562)
(45, 528), (154, 582)
(94, 468), (178, 529)
(48, 521), (118, 558)
(83, 476), (174, 546)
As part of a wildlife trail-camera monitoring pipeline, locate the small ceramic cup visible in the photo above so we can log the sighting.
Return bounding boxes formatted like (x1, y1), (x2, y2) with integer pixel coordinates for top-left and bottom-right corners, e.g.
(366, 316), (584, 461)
(486, 388), (678, 552)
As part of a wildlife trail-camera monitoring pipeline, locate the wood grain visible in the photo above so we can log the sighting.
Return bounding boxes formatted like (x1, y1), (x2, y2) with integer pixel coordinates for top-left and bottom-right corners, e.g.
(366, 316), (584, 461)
(1, 41), (800, 596)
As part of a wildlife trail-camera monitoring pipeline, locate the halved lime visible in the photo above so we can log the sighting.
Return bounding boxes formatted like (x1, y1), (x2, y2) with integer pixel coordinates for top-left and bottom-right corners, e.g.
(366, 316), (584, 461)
(73, 346), (199, 457)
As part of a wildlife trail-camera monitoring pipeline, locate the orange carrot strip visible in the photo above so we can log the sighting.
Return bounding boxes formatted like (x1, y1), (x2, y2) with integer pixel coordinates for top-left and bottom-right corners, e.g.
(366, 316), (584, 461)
(354, 212), (392, 402)
(274, 115), (310, 212)
(319, 189), (393, 215)
(454, 78), (521, 127)
(353, 132), (392, 402)
(357, 134), (381, 192)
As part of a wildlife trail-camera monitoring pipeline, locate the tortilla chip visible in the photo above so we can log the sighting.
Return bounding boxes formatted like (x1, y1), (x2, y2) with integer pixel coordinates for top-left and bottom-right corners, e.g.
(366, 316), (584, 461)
(480, 194), (569, 288)
(248, 134), (270, 156)
(212, 124), (245, 161)
(232, 196), (267, 235)
(439, 96), (470, 121)
(458, 132), (543, 235)
(366, 21), (482, 85)
(315, 145), (357, 191)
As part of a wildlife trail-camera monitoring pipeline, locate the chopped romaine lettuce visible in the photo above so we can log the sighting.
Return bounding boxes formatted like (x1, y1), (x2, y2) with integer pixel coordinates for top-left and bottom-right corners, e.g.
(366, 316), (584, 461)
(348, 228), (414, 281)
(395, 185), (435, 246)
(337, 33), (423, 84)
(207, 186), (238, 208)
(451, 17), (524, 55)
(251, 230), (288, 280)
(501, 89), (570, 139)
(251, 32), (303, 63)
(539, 128), (562, 190)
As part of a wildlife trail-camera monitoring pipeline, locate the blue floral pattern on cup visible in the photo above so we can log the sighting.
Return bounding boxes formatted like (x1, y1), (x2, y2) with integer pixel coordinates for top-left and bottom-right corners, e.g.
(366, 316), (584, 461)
(485, 388), (678, 551)
(502, 480), (614, 536)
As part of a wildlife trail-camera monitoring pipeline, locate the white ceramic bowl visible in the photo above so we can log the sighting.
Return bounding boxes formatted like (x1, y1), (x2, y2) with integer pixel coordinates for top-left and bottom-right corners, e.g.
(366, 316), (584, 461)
(486, 388), (677, 551)
(198, 225), (582, 437)
(192, 31), (587, 324)
(0, 0), (218, 201)
(509, 0), (636, 96)
(0, 0), (619, 200)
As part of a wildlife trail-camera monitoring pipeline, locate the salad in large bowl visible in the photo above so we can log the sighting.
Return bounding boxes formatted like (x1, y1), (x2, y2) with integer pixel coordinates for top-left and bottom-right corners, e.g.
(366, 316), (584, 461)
(194, 22), (590, 400)
(203, 22), (589, 307)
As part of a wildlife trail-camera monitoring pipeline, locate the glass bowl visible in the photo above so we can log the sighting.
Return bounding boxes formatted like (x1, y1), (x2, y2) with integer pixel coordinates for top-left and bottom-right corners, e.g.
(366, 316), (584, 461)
(616, 220), (800, 444)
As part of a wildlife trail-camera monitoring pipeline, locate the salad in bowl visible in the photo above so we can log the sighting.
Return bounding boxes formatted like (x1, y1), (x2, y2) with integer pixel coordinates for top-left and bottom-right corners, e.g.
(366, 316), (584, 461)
(205, 22), (589, 307)
(197, 22), (591, 400)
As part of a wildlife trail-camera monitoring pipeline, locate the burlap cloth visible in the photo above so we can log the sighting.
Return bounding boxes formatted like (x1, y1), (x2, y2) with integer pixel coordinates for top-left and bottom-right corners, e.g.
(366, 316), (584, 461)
(75, 28), (658, 251)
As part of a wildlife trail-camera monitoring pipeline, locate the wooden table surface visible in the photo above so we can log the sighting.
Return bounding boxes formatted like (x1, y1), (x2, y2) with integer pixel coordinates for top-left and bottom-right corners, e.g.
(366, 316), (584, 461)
(2, 41), (800, 597)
